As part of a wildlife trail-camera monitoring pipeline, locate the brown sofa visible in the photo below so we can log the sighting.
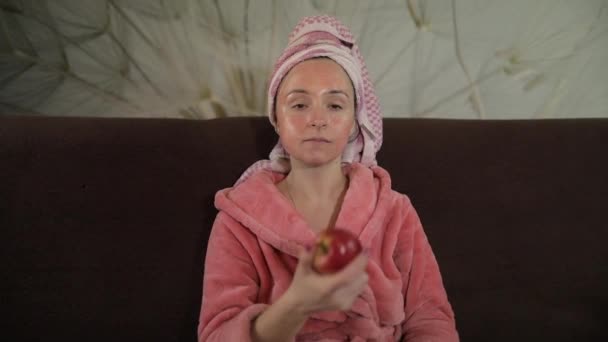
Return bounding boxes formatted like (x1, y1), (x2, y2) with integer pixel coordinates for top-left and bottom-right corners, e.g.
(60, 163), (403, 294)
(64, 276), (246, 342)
(1, 115), (607, 341)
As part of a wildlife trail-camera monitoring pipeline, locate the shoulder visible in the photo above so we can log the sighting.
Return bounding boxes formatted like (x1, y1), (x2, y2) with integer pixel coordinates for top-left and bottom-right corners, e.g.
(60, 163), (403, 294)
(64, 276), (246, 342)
(345, 162), (416, 213)
(369, 164), (423, 231)
(215, 168), (285, 210)
(366, 164), (414, 205)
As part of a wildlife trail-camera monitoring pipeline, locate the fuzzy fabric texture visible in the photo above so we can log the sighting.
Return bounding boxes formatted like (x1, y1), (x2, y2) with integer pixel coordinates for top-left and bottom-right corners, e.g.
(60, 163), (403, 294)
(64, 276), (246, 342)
(198, 163), (458, 341)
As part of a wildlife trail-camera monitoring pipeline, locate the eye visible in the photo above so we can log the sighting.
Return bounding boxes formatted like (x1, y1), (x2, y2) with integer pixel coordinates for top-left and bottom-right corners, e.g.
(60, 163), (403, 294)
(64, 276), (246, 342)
(329, 104), (343, 111)
(292, 103), (307, 110)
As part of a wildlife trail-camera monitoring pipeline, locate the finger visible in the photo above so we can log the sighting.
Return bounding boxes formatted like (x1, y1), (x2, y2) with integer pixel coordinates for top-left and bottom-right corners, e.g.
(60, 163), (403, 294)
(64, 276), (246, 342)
(349, 272), (369, 294)
(340, 271), (369, 295)
(331, 274), (369, 310)
(296, 245), (314, 273)
(331, 253), (368, 284)
(320, 253), (368, 291)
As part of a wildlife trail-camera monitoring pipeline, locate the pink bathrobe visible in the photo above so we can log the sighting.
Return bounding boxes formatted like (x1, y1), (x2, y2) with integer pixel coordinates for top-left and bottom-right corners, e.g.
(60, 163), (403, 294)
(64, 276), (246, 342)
(198, 163), (458, 341)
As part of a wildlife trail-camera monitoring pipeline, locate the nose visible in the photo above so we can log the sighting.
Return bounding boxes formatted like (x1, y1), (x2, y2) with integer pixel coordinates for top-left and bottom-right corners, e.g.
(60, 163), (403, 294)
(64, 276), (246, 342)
(308, 106), (328, 128)
(310, 119), (327, 128)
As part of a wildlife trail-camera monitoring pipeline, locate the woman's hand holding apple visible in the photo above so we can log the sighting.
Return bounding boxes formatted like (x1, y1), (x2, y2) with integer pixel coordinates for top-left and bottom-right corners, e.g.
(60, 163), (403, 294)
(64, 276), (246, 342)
(252, 229), (366, 341)
(282, 230), (368, 316)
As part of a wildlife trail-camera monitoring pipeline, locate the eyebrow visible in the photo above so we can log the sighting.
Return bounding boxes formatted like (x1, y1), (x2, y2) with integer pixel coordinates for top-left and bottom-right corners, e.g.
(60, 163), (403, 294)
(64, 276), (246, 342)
(287, 89), (350, 98)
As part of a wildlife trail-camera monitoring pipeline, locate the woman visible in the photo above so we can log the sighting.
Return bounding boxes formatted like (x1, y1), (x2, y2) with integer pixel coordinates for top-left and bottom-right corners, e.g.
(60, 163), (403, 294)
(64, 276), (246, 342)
(198, 15), (458, 341)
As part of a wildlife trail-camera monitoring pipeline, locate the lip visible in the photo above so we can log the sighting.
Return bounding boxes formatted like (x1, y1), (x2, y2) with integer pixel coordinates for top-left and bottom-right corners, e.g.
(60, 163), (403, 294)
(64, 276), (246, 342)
(304, 137), (331, 143)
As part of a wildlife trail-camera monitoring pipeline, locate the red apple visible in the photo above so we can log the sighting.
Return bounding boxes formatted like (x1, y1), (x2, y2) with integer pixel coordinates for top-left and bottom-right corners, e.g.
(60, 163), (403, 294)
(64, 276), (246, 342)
(312, 228), (362, 274)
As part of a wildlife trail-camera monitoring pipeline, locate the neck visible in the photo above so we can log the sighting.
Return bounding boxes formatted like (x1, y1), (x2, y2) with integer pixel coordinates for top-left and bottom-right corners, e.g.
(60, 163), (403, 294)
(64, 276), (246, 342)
(285, 159), (348, 203)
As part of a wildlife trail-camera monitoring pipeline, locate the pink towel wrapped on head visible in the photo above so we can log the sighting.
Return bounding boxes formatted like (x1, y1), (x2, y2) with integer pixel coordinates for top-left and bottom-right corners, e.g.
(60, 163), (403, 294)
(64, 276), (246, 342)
(236, 15), (382, 186)
(198, 15), (458, 341)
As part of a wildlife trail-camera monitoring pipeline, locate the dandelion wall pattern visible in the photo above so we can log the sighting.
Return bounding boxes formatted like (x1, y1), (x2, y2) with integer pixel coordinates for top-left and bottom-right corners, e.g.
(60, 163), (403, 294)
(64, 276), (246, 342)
(1, 0), (606, 119)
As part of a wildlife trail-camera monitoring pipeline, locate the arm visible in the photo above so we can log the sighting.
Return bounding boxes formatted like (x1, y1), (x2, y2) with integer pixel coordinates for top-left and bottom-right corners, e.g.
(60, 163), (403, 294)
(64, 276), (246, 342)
(396, 198), (459, 342)
(250, 250), (310, 342)
(198, 213), (269, 341)
(252, 246), (369, 342)
(250, 294), (308, 342)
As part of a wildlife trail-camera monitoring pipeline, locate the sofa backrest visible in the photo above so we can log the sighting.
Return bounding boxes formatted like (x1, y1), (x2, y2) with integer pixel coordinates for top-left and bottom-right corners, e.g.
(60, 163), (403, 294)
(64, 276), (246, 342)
(1, 116), (607, 341)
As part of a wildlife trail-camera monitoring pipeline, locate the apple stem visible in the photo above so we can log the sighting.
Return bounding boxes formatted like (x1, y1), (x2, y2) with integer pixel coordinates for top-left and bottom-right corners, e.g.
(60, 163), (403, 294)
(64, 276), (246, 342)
(319, 244), (329, 254)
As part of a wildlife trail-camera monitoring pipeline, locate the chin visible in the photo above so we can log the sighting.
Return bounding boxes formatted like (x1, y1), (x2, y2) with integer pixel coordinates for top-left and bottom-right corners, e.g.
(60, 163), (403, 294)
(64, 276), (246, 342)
(293, 154), (342, 168)
(286, 143), (347, 168)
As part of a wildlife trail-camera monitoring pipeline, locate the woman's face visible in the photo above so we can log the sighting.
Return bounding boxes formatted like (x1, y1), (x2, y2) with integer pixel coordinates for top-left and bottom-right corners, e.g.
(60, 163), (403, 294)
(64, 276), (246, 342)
(275, 58), (356, 168)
